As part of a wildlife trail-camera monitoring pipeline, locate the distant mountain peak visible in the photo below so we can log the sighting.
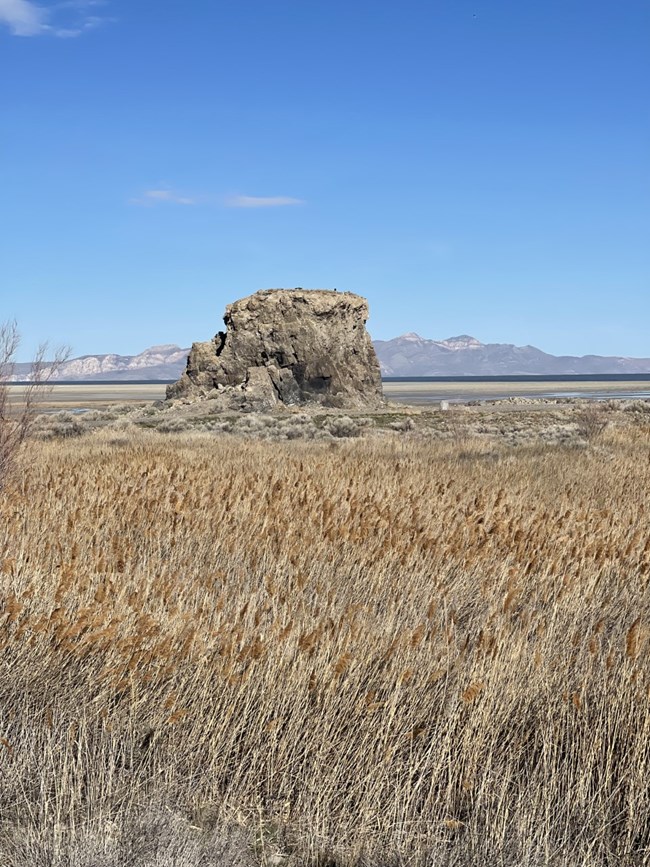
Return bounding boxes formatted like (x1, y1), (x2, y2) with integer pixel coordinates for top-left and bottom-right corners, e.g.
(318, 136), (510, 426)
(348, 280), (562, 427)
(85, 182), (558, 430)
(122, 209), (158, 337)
(437, 335), (483, 351)
(398, 332), (425, 341)
(444, 334), (480, 343)
(145, 344), (184, 353)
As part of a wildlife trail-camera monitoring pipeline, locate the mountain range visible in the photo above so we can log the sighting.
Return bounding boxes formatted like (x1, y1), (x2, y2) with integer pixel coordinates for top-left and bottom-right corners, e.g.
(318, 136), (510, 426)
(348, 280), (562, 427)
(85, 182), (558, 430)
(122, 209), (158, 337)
(374, 334), (650, 376)
(7, 336), (650, 381)
(8, 345), (189, 382)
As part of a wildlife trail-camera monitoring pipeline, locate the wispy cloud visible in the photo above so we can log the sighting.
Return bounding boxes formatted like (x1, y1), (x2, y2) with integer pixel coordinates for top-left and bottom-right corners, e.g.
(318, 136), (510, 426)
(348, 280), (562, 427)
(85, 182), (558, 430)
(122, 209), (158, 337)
(130, 189), (203, 207)
(225, 194), (304, 209)
(0, 0), (111, 37)
(130, 189), (305, 209)
(0, 0), (45, 35)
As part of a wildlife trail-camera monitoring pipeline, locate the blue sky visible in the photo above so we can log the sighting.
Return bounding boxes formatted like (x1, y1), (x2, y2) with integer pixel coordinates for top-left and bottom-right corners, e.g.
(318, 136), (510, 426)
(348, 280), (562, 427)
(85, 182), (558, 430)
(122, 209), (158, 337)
(2, 0), (648, 360)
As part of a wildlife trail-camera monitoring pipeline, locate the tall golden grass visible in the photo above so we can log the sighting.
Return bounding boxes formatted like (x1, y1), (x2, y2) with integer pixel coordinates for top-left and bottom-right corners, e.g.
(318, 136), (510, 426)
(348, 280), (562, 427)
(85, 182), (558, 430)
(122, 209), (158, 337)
(1, 426), (649, 865)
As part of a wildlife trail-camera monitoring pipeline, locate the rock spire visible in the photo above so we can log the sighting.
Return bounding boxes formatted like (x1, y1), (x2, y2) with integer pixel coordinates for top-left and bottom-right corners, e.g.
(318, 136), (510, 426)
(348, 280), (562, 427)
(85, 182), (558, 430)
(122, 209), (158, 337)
(167, 288), (383, 409)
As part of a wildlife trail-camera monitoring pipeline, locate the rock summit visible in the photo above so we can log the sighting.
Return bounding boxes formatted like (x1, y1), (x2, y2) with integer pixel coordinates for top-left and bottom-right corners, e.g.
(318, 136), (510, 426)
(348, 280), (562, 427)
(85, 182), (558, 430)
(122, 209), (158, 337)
(167, 289), (383, 409)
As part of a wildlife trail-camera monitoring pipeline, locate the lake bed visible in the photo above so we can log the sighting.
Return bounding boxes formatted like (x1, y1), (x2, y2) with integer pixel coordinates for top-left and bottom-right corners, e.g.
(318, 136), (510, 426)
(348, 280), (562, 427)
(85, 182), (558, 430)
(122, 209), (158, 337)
(6, 378), (650, 413)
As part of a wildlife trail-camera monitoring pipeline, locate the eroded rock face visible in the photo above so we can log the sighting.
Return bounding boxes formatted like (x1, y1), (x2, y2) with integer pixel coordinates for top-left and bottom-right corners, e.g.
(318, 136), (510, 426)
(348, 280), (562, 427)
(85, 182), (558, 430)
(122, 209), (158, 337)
(166, 289), (383, 409)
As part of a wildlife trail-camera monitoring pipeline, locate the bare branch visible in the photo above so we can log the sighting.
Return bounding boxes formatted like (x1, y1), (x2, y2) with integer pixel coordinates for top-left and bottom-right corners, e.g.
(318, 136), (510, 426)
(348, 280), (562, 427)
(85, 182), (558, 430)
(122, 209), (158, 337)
(0, 323), (70, 489)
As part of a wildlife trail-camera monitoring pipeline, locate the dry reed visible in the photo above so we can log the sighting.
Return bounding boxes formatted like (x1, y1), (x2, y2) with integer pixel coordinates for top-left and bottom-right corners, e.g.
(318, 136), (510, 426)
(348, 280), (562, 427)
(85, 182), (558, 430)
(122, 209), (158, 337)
(0, 425), (649, 865)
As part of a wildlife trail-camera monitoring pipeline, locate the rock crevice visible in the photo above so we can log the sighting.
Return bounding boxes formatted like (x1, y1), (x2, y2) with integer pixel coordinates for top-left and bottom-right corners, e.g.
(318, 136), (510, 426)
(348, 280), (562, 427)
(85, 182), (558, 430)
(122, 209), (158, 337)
(167, 288), (383, 409)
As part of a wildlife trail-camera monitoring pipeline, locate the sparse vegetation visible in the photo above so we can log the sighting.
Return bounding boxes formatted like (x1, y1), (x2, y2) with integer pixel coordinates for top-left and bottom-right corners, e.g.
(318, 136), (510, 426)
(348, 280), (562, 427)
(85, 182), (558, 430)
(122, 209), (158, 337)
(575, 402), (610, 442)
(1, 423), (649, 865)
(0, 322), (68, 489)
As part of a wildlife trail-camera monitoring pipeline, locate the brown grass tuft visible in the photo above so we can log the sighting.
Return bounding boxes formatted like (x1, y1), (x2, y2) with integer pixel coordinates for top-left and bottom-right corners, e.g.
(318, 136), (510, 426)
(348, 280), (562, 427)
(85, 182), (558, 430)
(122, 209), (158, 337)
(0, 427), (649, 865)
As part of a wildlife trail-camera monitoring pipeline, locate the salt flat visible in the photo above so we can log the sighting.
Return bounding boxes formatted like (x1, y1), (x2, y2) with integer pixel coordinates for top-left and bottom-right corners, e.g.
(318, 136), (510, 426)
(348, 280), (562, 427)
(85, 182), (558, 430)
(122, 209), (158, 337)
(6, 383), (168, 412)
(6, 379), (650, 414)
(383, 379), (650, 404)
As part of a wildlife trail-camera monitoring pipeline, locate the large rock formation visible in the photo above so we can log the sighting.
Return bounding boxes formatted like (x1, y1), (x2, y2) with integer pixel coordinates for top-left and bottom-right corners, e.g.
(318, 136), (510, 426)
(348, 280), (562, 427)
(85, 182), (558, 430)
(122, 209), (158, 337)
(167, 289), (383, 409)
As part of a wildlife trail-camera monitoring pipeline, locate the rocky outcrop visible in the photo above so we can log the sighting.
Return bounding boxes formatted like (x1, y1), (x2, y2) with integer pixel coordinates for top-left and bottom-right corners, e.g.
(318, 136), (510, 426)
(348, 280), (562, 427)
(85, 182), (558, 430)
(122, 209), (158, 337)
(166, 289), (383, 409)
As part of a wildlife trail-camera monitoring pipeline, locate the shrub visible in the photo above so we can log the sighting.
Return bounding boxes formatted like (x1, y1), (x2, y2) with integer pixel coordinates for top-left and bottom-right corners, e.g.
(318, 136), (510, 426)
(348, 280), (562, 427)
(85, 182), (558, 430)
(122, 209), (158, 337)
(388, 417), (415, 432)
(575, 403), (609, 442)
(157, 418), (192, 434)
(32, 411), (86, 439)
(325, 416), (360, 438)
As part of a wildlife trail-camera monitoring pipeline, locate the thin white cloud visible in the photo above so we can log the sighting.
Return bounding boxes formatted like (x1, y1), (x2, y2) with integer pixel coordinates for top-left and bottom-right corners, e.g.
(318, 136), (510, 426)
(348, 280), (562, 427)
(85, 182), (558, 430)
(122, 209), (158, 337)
(225, 194), (304, 209)
(130, 189), (202, 207)
(45, 15), (104, 37)
(55, 0), (106, 8)
(0, 0), (46, 35)
(130, 190), (304, 209)
(0, 0), (110, 37)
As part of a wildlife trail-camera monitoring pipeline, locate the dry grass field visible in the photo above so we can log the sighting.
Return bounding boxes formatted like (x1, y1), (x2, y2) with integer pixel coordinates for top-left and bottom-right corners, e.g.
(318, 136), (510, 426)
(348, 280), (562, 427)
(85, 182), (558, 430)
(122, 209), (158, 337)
(1, 419), (650, 865)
